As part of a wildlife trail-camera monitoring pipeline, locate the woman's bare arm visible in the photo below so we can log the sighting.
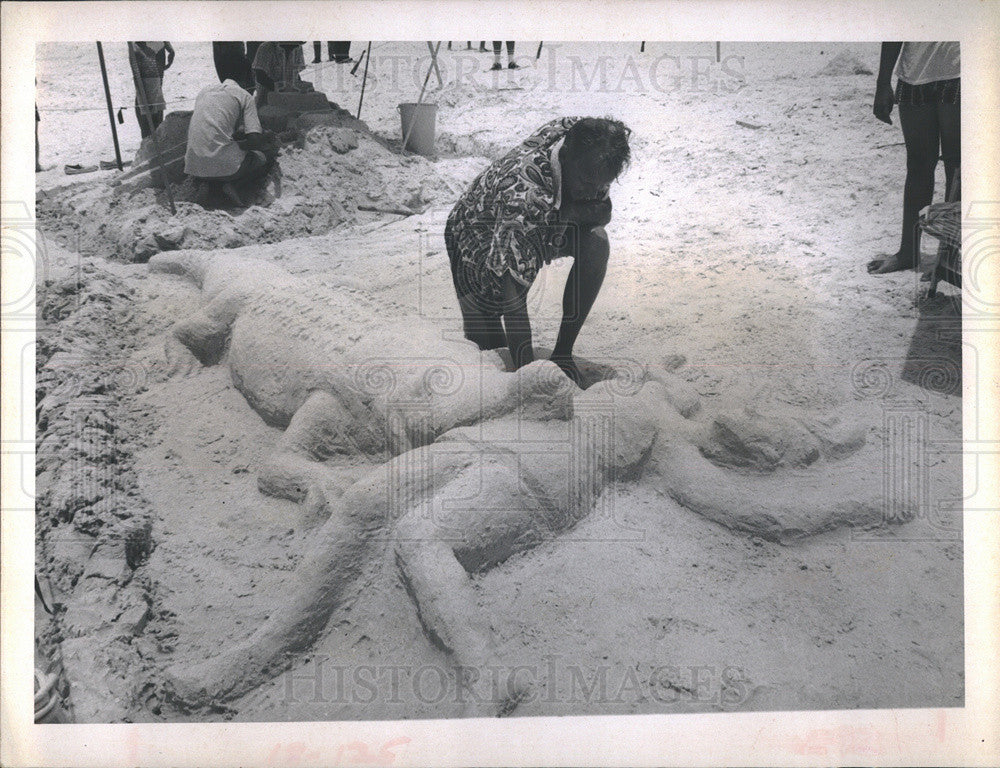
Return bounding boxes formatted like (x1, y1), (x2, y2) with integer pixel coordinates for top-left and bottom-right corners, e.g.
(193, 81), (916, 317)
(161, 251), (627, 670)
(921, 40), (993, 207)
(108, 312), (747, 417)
(874, 42), (902, 125)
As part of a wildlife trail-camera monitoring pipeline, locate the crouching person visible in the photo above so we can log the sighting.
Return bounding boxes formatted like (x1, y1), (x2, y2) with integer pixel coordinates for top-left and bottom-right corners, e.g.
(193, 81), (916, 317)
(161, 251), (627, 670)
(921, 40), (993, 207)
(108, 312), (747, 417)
(184, 58), (278, 207)
(445, 117), (631, 384)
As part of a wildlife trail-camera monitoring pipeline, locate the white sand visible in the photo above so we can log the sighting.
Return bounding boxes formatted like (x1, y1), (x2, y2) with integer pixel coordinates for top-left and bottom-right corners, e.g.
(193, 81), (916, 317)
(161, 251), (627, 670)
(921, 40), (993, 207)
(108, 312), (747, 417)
(35, 41), (963, 722)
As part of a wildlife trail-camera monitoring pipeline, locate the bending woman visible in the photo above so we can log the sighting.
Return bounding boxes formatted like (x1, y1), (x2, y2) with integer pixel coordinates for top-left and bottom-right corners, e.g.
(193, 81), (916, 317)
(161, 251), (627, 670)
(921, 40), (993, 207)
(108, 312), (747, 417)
(868, 42), (960, 275)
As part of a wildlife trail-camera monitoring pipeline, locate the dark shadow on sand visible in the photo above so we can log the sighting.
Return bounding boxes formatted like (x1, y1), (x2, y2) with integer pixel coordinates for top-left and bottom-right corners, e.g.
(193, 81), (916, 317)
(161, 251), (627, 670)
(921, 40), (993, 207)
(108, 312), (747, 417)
(901, 290), (962, 397)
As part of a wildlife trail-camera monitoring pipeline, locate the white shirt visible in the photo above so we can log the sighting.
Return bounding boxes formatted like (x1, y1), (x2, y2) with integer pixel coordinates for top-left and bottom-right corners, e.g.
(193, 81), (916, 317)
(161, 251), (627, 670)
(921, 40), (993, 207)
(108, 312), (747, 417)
(184, 79), (263, 178)
(896, 42), (960, 86)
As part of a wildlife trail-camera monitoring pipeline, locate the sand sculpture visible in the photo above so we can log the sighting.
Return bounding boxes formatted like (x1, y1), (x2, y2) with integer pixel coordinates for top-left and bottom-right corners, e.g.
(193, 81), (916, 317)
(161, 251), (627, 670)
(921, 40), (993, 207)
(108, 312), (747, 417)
(149, 251), (902, 714)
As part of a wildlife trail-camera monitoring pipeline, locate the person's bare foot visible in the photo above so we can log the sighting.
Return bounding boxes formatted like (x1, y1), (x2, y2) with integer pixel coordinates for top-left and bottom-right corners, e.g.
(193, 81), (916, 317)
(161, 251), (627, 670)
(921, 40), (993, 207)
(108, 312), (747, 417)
(867, 252), (916, 274)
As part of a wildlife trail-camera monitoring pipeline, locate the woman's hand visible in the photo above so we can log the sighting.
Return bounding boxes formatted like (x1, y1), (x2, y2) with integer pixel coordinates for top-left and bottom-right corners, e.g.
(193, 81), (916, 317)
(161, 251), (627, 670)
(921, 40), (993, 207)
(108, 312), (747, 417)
(163, 43), (175, 70)
(873, 81), (894, 125)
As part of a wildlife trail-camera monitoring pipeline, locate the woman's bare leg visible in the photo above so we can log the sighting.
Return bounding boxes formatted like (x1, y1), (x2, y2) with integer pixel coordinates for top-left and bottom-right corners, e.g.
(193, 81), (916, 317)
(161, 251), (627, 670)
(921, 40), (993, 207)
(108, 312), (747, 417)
(457, 293), (506, 350)
(937, 100), (960, 196)
(870, 102), (939, 274)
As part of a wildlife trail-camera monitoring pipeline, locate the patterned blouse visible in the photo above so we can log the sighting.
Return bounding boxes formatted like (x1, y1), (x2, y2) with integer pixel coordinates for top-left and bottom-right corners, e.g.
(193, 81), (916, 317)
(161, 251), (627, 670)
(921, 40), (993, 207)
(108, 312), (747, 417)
(446, 117), (580, 310)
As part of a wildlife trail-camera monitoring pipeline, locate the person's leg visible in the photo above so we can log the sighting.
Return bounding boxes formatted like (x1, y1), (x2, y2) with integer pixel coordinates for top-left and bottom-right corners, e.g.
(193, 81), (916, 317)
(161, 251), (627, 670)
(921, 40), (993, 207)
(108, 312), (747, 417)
(135, 96), (150, 138)
(152, 76), (165, 130)
(192, 177), (212, 206)
(459, 294), (506, 350)
(137, 76), (164, 137)
(446, 226), (506, 349)
(491, 41), (502, 70)
(507, 42), (519, 69)
(500, 276), (533, 368)
(551, 226), (610, 382)
(237, 151), (272, 181)
(923, 96), (962, 282)
(869, 102), (939, 273)
(937, 99), (960, 198)
(454, 271), (506, 350)
(205, 153), (260, 207)
(313, 42), (322, 63)
(213, 43), (226, 81)
(332, 42), (351, 62)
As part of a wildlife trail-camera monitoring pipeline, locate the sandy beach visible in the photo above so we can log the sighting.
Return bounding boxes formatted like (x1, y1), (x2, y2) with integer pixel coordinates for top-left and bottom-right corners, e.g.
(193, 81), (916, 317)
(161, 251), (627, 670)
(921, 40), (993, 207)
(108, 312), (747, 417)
(33, 41), (963, 723)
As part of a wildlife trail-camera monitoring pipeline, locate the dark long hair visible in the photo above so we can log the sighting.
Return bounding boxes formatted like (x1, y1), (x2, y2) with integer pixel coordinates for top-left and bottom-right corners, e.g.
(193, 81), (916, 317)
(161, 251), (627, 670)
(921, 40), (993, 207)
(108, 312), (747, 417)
(563, 117), (632, 179)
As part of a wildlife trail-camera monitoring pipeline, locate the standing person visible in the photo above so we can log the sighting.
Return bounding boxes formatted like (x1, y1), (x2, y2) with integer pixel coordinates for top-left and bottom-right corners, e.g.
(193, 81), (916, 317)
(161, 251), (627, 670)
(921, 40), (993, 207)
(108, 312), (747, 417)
(184, 56), (278, 206)
(331, 42), (352, 63)
(213, 42), (253, 92)
(491, 41), (518, 70)
(868, 42), (960, 274)
(252, 41), (309, 106)
(313, 42), (352, 63)
(445, 117), (631, 383)
(129, 41), (174, 138)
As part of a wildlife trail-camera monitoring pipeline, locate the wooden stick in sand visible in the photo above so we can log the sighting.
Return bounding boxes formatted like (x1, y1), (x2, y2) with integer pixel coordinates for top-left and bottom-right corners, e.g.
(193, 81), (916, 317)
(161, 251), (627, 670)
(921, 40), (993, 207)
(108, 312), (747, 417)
(358, 204), (415, 217)
(96, 43), (124, 171)
(356, 42), (372, 118)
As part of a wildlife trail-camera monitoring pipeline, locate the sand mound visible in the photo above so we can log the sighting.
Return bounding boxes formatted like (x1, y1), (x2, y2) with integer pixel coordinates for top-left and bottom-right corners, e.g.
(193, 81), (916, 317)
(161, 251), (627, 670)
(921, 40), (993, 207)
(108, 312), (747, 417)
(37, 117), (488, 262)
(815, 50), (873, 76)
(36, 264), (165, 720)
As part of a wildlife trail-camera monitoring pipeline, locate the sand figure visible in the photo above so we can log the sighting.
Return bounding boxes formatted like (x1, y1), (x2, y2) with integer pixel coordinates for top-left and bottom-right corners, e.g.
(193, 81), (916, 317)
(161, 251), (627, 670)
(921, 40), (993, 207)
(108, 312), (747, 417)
(151, 252), (903, 714)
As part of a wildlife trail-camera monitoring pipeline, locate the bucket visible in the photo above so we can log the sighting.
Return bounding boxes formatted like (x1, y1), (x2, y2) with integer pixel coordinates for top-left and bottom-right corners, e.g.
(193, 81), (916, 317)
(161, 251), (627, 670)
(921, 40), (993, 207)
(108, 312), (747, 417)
(398, 102), (438, 156)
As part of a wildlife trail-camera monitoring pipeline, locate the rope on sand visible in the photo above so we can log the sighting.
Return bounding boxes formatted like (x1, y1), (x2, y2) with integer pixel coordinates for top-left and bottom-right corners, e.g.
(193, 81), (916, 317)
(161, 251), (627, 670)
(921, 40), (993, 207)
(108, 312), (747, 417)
(38, 96), (196, 114)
